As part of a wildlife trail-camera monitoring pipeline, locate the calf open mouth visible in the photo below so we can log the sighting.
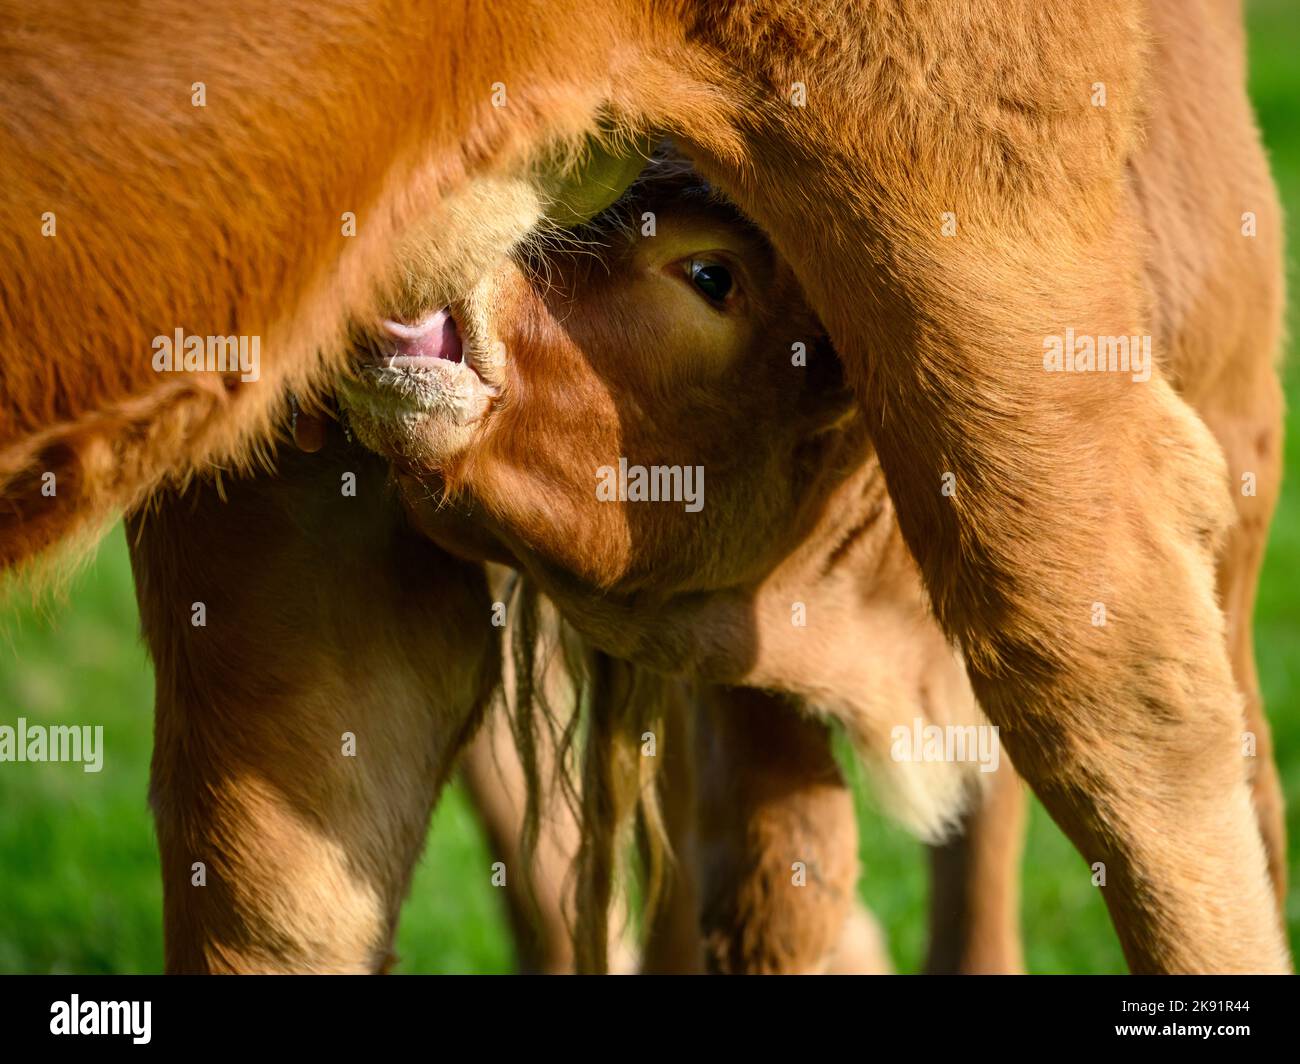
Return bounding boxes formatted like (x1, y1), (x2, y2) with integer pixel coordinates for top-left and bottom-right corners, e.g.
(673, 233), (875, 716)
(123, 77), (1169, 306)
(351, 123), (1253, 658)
(352, 304), (499, 397)
(342, 304), (500, 434)
(362, 308), (465, 369)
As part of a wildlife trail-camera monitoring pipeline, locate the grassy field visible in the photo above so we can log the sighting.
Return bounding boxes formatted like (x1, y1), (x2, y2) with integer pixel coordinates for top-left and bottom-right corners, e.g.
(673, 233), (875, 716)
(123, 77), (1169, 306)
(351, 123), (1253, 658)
(2, 1), (1298, 974)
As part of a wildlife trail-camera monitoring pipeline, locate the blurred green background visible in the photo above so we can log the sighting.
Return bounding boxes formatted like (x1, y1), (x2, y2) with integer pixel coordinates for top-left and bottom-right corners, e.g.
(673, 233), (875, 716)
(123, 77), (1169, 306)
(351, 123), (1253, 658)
(2, 1), (1298, 974)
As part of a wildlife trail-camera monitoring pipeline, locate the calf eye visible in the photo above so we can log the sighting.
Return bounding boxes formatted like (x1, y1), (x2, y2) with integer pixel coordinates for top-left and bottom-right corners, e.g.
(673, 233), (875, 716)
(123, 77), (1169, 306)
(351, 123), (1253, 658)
(688, 260), (734, 303)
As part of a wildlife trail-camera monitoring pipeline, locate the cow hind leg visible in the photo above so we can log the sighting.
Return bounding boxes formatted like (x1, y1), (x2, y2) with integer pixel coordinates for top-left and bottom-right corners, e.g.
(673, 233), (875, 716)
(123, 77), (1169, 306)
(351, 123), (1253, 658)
(925, 766), (1027, 974)
(1198, 371), (1288, 918)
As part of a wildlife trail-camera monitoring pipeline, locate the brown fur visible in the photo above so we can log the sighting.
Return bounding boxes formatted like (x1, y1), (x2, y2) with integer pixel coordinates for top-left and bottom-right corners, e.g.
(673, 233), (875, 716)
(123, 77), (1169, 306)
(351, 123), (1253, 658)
(9, 0), (1288, 972)
(128, 443), (500, 972)
(692, 686), (869, 975)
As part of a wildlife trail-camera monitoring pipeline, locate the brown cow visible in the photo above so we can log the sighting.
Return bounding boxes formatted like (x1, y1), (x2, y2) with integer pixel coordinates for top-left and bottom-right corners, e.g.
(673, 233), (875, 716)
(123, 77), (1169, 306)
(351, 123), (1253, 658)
(5, 0), (1288, 971)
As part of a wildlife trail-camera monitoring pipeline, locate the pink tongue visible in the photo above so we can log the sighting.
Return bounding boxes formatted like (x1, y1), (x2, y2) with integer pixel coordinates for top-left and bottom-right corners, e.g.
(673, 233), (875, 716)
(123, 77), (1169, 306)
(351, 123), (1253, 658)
(380, 310), (463, 363)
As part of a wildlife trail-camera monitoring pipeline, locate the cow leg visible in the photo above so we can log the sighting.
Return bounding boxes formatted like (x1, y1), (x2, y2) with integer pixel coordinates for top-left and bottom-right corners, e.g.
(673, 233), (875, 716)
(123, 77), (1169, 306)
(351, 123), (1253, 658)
(925, 768), (1026, 974)
(1197, 371), (1288, 918)
(129, 429), (497, 973)
(839, 269), (1286, 973)
(682, 7), (1288, 974)
(849, 283), (1286, 972)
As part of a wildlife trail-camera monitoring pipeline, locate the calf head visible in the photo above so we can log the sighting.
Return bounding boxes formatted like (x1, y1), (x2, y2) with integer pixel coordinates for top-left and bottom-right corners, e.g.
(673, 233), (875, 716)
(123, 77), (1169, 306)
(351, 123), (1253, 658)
(340, 162), (894, 682)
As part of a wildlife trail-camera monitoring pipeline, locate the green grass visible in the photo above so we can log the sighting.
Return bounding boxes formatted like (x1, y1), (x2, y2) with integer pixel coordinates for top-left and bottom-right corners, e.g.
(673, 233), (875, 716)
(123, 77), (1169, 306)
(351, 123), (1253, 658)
(2, 0), (1298, 974)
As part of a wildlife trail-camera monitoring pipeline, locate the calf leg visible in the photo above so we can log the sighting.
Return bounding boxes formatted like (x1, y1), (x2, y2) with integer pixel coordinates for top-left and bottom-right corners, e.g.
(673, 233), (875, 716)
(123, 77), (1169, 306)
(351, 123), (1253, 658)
(129, 430), (497, 973)
(457, 710), (580, 974)
(694, 686), (864, 974)
(639, 678), (705, 974)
